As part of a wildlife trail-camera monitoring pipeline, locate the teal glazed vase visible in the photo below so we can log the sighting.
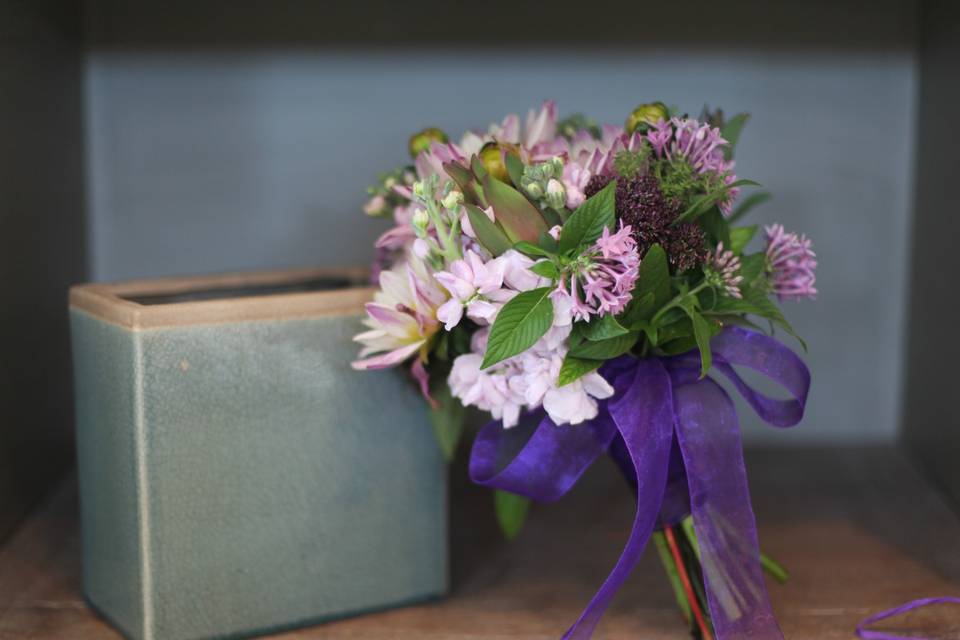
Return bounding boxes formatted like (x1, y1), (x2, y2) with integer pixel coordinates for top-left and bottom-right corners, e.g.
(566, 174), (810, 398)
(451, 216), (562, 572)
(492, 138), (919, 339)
(69, 268), (447, 640)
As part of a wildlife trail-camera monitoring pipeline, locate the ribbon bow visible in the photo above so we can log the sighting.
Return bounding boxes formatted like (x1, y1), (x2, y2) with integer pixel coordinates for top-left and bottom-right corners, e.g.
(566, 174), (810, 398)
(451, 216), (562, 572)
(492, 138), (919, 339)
(469, 326), (810, 639)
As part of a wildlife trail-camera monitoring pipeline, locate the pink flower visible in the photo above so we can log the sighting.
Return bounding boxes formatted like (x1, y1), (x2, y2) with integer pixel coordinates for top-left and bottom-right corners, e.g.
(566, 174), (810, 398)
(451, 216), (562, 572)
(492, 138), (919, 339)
(447, 322), (614, 427)
(523, 100), (558, 153)
(352, 257), (446, 370)
(460, 205), (495, 240)
(555, 223), (640, 322)
(765, 224), (817, 301)
(414, 140), (465, 180)
(562, 163), (591, 209)
(434, 250), (513, 329)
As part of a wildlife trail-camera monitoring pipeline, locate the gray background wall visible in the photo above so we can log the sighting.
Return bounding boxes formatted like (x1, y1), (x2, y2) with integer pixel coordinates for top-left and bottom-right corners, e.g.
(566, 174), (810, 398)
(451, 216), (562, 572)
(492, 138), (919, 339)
(84, 50), (916, 445)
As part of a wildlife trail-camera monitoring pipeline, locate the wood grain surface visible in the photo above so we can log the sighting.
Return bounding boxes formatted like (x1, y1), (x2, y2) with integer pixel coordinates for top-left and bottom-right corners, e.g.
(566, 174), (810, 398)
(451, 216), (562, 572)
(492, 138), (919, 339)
(1, 447), (958, 639)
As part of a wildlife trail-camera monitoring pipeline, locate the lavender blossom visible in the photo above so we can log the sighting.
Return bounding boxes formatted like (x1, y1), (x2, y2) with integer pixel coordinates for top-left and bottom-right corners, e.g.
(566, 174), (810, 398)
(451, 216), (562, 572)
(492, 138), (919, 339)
(764, 224), (818, 301)
(556, 223), (640, 322)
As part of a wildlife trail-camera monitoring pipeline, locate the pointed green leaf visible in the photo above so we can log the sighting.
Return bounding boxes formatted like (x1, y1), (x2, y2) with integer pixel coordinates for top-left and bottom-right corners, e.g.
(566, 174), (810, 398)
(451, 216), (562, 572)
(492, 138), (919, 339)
(483, 175), (549, 244)
(445, 160), (486, 207)
(721, 113), (749, 160)
(727, 191), (771, 224)
(622, 291), (656, 328)
(530, 261), (560, 280)
(729, 225), (758, 253)
(559, 180), (616, 253)
(569, 330), (639, 360)
(428, 386), (464, 461)
(494, 490), (530, 540)
(465, 204), (512, 257)
(699, 207), (731, 248)
(505, 152), (525, 188)
(638, 244), (671, 308)
(470, 154), (488, 180)
(687, 309), (715, 377)
(557, 354), (603, 387)
(513, 241), (555, 258)
(482, 287), (554, 368)
(581, 314), (629, 341)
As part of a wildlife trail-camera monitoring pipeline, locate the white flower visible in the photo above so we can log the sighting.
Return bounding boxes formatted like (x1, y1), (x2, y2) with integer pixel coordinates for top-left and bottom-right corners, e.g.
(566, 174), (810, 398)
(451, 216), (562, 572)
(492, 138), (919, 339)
(543, 373), (615, 425)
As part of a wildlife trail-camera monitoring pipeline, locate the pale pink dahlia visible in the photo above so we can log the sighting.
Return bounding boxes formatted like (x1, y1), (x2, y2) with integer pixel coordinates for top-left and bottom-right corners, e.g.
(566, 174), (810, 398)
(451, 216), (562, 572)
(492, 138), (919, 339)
(556, 223), (640, 322)
(710, 242), (744, 299)
(764, 224), (817, 301)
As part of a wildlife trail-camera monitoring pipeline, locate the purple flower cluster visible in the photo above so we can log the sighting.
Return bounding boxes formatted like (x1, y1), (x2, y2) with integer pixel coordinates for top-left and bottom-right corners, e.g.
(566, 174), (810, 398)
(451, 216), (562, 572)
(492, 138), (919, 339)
(556, 223), (640, 322)
(649, 117), (739, 215)
(764, 224), (818, 300)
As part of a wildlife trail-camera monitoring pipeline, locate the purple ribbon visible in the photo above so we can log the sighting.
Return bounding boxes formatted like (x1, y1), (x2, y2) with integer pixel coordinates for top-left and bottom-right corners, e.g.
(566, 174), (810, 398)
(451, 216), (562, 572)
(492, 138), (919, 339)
(469, 326), (810, 639)
(856, 597), (960, 640)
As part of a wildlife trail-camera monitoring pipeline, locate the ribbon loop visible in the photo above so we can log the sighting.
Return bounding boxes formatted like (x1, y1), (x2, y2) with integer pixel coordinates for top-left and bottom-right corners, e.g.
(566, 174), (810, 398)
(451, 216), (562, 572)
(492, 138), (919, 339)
(467, 327), (811, 639)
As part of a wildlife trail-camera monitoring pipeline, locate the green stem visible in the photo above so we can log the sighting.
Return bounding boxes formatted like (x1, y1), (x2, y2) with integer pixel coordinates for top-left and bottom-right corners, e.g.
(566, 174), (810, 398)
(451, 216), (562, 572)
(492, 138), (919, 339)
(653, 531), (693, 624)
(650, 282), (711, 326)
(760, 553), (790, 584)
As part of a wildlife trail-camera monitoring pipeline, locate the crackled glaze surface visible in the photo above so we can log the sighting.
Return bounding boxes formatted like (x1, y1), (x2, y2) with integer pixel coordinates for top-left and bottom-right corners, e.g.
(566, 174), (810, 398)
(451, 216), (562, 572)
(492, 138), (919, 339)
(70, 309), (447, 640)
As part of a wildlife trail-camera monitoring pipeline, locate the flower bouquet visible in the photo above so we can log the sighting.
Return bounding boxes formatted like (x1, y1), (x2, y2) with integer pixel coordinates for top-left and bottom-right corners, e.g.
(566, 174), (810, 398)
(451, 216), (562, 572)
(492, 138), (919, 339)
(353, 101), (816, 639)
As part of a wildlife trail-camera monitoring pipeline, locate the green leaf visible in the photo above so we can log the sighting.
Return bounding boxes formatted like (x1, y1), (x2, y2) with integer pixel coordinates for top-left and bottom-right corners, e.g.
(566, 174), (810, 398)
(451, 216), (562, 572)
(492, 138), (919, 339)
(530, 261), (560, 279)
(482, 287), (554, 368)
(538, 230), (559, 253)
(428, 386), (465, 462)
(558, 180), (616, 253)
(557, 354), (603, 386)
(483, 175), (549, 244)
(736, 252), (766, 287)
(470, 154), (488, 180)
(505, 153), (525, 189)
(729, 225), (758, 253)
(580, 314), (629, 341)
(727, 191), (771, 224)
(657, 317), (693, 344)
(513, 241), (555, 258)
(494, 490), (530, 540)
(721, 113), (749, 160)
(675, 179), (761, 224)
(687, 309), (715, 377)
(621, 291), (657, 328)
(465, 204), (512, 257)
(707, 286), (806, 350)
(638, 244), (671, 308)
(699, 207), (731, 249)
(569, 330), (639, 360)
(444, 161), (485, 207)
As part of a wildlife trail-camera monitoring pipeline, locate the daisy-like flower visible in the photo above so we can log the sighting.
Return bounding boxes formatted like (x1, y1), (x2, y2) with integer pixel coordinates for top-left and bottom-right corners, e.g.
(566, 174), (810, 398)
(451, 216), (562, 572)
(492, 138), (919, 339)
(708, 242), (744, 299)
(555, 223), (641, 322)
(351, 256), (447, 370)
(764, 224), (818, 301)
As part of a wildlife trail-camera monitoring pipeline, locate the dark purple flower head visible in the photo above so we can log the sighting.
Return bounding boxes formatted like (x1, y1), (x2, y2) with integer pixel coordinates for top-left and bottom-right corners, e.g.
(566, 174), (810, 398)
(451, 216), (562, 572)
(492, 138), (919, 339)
(584, 174), (706, 272)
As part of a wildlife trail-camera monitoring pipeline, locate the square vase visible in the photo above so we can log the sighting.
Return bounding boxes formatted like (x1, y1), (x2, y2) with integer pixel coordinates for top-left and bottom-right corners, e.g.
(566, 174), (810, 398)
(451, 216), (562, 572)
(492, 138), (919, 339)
(69, 268), (447, 640)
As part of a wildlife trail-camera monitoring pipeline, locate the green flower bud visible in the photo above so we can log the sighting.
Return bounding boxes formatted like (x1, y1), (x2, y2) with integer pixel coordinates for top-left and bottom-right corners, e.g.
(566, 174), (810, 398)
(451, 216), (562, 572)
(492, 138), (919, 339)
(441, 189), (464, 210)
(625, 102), (669, 134)
(545, 179), (566, 209)
(408, 127), (449, 158)
(412, 208), (430, 234)
(525, 182), (543, 199)
(479, 142), (510, 182)
(550, 157), (564, 178)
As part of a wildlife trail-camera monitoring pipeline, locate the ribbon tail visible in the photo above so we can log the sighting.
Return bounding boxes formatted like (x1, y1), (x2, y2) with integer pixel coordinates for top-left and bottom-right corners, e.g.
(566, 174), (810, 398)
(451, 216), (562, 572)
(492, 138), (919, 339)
(674, 376), (784, 639)
(470, 410), (617, 502)
(562, 359), (675, 640)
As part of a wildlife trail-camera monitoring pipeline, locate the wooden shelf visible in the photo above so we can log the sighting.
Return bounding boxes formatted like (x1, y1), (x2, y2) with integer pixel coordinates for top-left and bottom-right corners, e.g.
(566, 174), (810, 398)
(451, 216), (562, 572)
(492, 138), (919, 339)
(1, 447), (958, 639)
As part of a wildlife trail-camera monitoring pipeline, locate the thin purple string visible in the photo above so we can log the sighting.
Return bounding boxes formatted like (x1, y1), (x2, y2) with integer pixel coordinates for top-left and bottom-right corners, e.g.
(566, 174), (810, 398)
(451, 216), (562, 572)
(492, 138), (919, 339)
(856, 597), (960, 640)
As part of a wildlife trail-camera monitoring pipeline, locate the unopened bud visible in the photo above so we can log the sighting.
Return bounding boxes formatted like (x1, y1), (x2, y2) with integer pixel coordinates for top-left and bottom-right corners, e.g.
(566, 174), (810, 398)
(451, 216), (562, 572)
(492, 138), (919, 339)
(412, 181), (426, 200)
(441, 189), (464, 210)
(525, 182), (543, 199)
(363, 195), (387, 216)
(625, 102), (669, 134)
(545, 179), (566, 209)
(412, 208), (430, 233)
(478, 142), (510, 182)
(408, 127), (449, 158)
